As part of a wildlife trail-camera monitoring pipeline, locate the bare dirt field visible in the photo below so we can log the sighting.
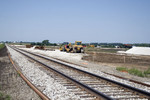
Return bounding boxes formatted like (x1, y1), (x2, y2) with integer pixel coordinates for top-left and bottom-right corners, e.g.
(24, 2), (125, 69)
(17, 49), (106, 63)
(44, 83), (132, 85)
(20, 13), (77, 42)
(82, 51), (150, 71)
(0, 47), (41, 100)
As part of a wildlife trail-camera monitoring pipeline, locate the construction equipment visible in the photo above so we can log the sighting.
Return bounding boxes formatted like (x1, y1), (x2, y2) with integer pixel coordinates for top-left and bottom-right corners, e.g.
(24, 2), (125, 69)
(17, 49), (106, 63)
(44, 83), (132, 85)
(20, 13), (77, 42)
(26, 45), (33, 48)
(35, 45), (45, 50)
(72, 41), (84, 53)
(89, 45), (95, 48)
(59, 42), (72, 52)
(59, 41), (84, 53)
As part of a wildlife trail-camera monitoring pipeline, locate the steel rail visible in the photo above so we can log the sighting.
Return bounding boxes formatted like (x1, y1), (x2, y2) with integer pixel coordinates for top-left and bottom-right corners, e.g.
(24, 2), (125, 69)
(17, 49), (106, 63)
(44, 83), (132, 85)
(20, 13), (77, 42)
(9, 46), (114, 100)
(42, 55), (150, 87)
(14, 47), (150, 98)
(7, 49), (50, 100)
(102, 71), (150, 87)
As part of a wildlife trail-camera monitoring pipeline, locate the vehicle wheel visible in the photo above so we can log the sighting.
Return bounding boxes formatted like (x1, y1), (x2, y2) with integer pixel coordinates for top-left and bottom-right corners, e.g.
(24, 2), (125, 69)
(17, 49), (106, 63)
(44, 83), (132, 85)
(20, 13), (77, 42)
(73, 49), (77, 53)
(63, 47), (66, 51)
(81, 49), (84, 53)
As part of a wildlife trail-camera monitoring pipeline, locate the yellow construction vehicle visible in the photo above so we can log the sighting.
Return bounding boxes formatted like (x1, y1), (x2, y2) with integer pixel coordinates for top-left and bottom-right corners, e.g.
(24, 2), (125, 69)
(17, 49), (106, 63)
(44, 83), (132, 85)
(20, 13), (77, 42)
(89, 45), (95, 48)
(59, 42), (72, 52)
(59, 41), (84, 53)
(72, 41), (84, 53)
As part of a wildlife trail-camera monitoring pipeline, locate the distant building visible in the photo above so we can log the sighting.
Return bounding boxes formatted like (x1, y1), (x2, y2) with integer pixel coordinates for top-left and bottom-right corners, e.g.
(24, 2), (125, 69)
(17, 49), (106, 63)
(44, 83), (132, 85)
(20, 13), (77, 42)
(115, 45), (120, 48)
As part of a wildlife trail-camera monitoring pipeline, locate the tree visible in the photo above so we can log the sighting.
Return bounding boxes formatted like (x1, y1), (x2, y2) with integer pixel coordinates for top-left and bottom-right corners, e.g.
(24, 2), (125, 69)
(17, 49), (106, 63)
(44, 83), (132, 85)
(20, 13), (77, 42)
(37, 42), (42, 46)
(31, 42), (36, 45)
(42, 40), (49, 46)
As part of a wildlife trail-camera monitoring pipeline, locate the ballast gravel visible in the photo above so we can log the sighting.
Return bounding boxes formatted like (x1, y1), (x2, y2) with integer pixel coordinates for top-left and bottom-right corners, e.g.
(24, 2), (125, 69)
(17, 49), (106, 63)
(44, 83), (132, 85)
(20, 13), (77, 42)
(7, 46), (80, 100)
(21, 47), (150, 93)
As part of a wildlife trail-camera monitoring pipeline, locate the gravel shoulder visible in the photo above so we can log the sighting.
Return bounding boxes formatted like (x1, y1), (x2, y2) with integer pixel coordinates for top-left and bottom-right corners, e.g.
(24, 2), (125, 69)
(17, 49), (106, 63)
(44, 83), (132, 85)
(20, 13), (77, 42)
(0, 46), (41, 100)
(7, 46), (81, 100)
(21, 47), (150, 85)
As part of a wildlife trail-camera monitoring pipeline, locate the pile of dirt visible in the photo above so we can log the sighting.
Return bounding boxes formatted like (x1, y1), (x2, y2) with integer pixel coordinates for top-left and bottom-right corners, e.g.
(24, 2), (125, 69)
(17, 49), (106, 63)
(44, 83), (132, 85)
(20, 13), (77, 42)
(0, 46), (41, 100)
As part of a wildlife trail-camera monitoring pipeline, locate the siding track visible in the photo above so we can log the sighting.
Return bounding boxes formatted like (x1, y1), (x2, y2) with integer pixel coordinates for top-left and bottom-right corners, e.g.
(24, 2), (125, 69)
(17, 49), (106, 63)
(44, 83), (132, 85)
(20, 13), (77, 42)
(9, 46), (150, 100)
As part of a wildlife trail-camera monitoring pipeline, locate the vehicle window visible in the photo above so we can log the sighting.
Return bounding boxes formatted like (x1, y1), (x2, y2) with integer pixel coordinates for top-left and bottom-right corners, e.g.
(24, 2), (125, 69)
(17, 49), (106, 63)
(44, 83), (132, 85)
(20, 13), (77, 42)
(77, 42), (81, 45)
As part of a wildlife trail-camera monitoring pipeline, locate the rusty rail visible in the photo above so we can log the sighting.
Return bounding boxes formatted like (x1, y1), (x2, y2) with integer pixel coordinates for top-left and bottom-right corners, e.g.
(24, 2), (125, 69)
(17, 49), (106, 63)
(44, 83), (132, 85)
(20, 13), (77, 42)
(8, 52), (50, 100)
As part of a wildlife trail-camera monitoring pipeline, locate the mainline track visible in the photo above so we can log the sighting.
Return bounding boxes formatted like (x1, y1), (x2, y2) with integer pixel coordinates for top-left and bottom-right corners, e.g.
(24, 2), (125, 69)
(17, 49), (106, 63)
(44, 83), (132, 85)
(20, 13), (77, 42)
(10, 46), (150, 100)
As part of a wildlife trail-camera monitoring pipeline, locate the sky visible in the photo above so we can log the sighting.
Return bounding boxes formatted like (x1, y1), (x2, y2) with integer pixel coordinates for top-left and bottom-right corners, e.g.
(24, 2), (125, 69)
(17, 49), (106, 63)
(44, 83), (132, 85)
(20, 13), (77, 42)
(0, 0), (150, 43)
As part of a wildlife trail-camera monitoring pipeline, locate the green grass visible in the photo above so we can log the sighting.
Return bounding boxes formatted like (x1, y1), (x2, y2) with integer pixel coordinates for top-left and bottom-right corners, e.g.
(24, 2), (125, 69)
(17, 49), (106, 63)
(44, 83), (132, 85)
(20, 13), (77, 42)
(144, 68), (150, 77)
(116, 67), (128, 71)
(128, 68), (145, 77)
(0, 92), (11, 100)
(0, 44), (5, 49)
(116, 67), (150, 77)
(5, 95), (11, 100)
(0, 92), (4, 98)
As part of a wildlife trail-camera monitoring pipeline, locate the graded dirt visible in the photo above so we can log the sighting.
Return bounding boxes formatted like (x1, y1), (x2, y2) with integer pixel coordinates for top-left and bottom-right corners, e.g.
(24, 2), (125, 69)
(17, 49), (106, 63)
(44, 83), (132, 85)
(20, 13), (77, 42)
(83, 52), (150, 71)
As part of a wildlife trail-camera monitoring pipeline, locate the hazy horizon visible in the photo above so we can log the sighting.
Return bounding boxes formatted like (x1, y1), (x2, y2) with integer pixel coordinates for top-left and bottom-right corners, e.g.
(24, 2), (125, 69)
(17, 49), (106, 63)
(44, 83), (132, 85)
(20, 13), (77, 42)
(1, 40), (150, 44)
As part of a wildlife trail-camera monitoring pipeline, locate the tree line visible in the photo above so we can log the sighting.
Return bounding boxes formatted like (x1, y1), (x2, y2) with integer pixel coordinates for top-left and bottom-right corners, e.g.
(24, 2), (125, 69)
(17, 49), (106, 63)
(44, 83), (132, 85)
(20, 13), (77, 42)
(2, 40), (150, 48)
(31, 40), (57, 46)
(88, 43), (150, 48)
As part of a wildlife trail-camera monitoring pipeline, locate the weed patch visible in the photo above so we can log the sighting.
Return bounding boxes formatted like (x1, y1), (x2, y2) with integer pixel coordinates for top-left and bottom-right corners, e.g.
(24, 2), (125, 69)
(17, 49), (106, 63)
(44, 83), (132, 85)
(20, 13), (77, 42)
(144, 68), (150, 77)
(5, 95), (11, 100)
(116, 67), (128, 71)
(116, 67), (150, 77)
(128, 68), (145, 77)
(0, 44), (5, 49)
(0, 92), (11, 100)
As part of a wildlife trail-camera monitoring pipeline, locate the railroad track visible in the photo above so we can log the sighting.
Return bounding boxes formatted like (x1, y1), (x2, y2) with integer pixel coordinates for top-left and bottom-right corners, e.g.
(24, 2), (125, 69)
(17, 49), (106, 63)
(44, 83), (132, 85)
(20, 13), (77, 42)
(9, 46), (150, 100)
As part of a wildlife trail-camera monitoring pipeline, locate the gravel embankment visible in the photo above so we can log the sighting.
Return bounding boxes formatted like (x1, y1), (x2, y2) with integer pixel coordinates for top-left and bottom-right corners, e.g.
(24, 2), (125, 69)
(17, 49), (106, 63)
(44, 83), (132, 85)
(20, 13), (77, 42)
(0, 46), (41, 100)
(7, 46), (80, 100)
(21, 47), (150, 92)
